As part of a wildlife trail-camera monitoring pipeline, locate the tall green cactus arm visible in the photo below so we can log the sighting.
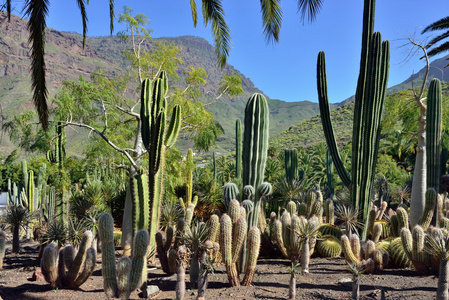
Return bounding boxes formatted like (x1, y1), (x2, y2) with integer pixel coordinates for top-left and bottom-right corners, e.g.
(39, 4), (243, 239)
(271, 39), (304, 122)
(165, 105), (181, 149)
(426, 78), (442, 194)
(317, 51), (351, 188)
(140, 78), (152, 150)
(235, 119), (242, 179)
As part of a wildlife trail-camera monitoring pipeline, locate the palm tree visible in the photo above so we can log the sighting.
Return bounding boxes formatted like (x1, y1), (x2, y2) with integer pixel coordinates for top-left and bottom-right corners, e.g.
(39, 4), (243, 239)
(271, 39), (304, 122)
(4, 0), (323, 130)
(422, 16), (449, 61)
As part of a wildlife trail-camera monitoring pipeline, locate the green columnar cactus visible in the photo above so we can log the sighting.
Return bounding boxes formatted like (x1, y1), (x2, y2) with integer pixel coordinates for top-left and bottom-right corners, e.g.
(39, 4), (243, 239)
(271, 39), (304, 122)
(390, 214), (399, 237)
(132, 169), (149, 236)
(223, 182), (240, 210)
(99, 213), (150, 299)
(242, 93), (269, 230)
(0, 230), (6, 269)
(273, 219), (289, 258)
(235, 119), (242, 179)
(205, 214), (220, 242)
(325, 149), (334, 197)
(367, 206), (378, 237)
(396, 207), (409, 231)
(317, 0), (390, 239)
(140, 72), (181, 254)
(372, 223), (383, 243)
(377, 201), (388, 220)
(284, 149), (298, 184)
(241, 226), (261, 286)
(156, 227), (174, 274)
(186, 149), (194, 207)
(418, 188), (436, 230)
(220, 214), (239, 286)
(426, 79), (442, 196)
(341, 235), (361, 265)
(325, 198), (334, 225)
(41, 231), (96, 289)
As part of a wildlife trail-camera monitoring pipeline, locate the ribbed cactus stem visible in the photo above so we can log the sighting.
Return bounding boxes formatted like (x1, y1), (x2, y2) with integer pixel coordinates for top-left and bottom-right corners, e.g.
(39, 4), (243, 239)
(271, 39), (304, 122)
(376, 201), (387, 220)
(220, 214), (239, 286)
(365, 240), (376, 259)
(427, 79), (442, 196)
(206, 214), (220, 242)
(0, 231), (5, 270)
(235, 119), (242, 179)
(290, 215), (301, 259)
(273, 220), (288, 258)
(285, 149), (299, 184)
(372, 223), (382, 243)
(419, 188), (436, 230)
(325, 199), (334, 224)
(437, 259), (449, 300)
(223, 183), (240, 211)
(41, 242), (59, 288)
(156, 231), (171, 274)
(396, 207), (409, 231)
(350, 234), (361, 260)
(241, 227), (260, 286)
(341, 235), (360, 265)
(98, 213), (118, 298)
(65, 230), (93, 286)
(287, 201), (297, 216)
(232, 217), (247, 264)
(176, 246), (187, 300)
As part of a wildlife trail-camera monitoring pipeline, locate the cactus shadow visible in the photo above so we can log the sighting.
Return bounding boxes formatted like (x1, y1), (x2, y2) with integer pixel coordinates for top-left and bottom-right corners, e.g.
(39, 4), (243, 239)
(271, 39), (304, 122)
(0, 283), (53, 299)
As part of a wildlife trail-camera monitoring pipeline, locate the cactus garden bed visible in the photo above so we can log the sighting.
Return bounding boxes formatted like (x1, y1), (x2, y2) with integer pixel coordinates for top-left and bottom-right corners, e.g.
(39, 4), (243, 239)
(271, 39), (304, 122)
(0, 237), (440, 300)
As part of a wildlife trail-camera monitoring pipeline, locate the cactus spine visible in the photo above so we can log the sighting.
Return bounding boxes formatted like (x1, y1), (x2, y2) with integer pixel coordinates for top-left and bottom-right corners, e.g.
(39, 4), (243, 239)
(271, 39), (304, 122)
(235, 119), (242, 179)
(317, 0), (390, 239)
(140, 72), (181, 253)
(98, 213), (150, 299)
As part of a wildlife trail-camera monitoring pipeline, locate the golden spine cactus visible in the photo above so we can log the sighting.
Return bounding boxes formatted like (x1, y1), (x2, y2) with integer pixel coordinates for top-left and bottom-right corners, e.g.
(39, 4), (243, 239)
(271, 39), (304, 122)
(372, 222), (383, 243)
(377, 201), (388, 220)
(396, 207), (409, 231)
(241, 226), (261, 286)
(273, 219), (289, 258)
(290, 215), (301, 259)
(367, 206), (378, 237)
(219, 214), (240, 286)
(287, 201), (297, 216)
(350, 234), (361, 260)
(325, 199), (334, 224)
(389, 237), (412, 268)
(206, 214), (220, 242)
(341, 235), (360, 265)
(316, 235), (342, 258)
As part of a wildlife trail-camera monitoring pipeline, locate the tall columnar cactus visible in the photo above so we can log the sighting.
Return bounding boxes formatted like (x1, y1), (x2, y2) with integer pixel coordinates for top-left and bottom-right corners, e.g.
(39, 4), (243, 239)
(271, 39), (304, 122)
(98, 213), (150, 299)
(41, 231), (96, 289)
(426, 78), (442, 225)
(186, 149), (194, 207)
(325, 149), (334, 197)
(132, 169), (150, 236)
(0, 230), (6, 270)
(317, 0), (389, 239)
(242, 93), (269, 230)
(140, 72), (181, 253)
(235, 119), (242, 179)
(418, 188), (436, 230)
(284, 149), (299, 184)
(325, 198), (334, 225)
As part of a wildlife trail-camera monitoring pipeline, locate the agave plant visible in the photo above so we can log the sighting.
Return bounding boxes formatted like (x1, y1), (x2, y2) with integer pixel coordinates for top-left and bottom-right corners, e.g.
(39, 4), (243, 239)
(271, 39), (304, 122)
(4, 205), (33, 253)
(67, 217), (88, 247)
(335, 204), (363, 237)
(160, 200), (183, 230)
(425, 228), (449, 300)
(294, 218), (320, 273)
(41, 222), (67, 248)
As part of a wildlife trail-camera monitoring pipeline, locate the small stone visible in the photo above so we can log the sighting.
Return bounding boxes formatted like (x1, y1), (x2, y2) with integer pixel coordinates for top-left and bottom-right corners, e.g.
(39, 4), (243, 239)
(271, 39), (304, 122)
(145, 285), (160, 296)
(31, 268), (45, 281)
(337, 277), (352, 288)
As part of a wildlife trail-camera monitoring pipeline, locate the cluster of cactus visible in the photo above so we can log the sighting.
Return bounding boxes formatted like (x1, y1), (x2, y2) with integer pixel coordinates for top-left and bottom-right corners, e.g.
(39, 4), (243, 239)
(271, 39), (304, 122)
(341, 234), (388, 273)
(40, 230), (96, 289)
(99, 213), (149, 299)
(400, 224), (440, 274)
(140, 71), (181, 253)
(0, 230), (6, 269)
(272, 202), (320, 266)
(366, 201), (390, 242)
(179, 195), (198, 228)
(223, 182), (240, 210)
(218, 199), (261, 286)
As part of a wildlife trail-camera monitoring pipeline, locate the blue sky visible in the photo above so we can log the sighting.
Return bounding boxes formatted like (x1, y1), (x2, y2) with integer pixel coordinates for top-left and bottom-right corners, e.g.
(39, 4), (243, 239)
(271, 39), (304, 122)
(11, 1), (449, 103)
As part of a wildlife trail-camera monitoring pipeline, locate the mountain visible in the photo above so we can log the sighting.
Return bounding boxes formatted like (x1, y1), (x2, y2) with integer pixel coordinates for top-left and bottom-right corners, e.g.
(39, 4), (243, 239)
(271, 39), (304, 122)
(0, 12), (334, 156)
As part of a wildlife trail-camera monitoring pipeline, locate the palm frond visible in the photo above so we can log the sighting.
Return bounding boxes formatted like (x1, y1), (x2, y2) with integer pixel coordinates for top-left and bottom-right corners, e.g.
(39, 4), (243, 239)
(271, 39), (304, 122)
(109, 0), (114, 34)
(24, 0), (50, 131)
(427, 41), (449, 58)
(297, 0), (323, 24)
(190, 0), (198, 27)
(422, 16), (449, 34)
(260, 0), (283, 43)
(76, 0), (88, 47)
(201, 0), (230, 68)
